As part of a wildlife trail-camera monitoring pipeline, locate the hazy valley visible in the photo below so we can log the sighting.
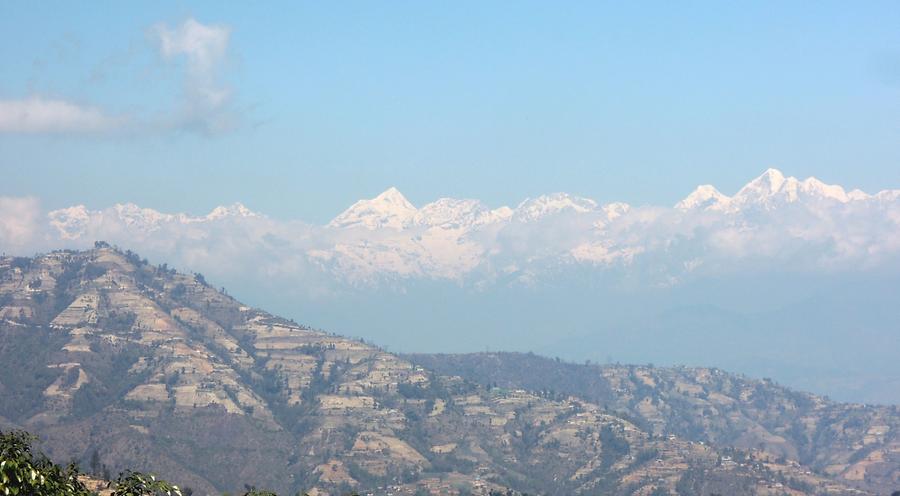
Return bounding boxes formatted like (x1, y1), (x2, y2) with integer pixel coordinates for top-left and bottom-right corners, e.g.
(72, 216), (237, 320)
(4, 169), (900, 405)
(0, 247), (897, 495)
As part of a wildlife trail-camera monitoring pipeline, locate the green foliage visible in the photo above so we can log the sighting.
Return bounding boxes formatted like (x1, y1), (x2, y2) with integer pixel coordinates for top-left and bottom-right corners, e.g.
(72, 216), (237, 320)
(0, 452), (322, 496)
(0, 430), (92, 496)
(0, 431), (199, 496)
(112, 471), (182, 496)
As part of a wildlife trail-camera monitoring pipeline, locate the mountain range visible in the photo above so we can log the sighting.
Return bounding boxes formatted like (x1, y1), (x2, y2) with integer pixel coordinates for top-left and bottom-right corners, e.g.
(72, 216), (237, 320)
(2, 169), (900, 406)
(1, 247), (898, 495)
(1, 168), (893, 288)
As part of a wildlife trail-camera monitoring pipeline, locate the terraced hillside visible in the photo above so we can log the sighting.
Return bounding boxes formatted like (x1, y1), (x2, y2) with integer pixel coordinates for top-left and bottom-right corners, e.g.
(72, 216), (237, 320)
(407, 352), (900, 494)
(0, 246), (884, 495)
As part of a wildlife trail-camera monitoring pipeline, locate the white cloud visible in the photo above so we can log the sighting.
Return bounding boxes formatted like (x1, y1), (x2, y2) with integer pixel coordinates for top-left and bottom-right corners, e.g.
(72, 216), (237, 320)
(155, 18), (230, 75)
(0, 197), (42, 252)
(0, 18), (237, 137)
(0, 97), (122, 134)
(152, 18), (235, 134)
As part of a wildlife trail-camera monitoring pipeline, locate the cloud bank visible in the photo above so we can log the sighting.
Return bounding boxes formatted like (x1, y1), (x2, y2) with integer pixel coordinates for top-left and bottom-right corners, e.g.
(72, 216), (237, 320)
(0, 97), (123, 135)
(152, 18), (235, 134)
(0, 18), (236, 137)
(0, 197), (42, 251)
(2, 169), (899, 295)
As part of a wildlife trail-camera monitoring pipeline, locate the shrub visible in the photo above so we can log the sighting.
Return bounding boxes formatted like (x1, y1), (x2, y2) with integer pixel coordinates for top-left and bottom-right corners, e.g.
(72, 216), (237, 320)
(112, 471), (182, 496)
(0, 430), (92, 496)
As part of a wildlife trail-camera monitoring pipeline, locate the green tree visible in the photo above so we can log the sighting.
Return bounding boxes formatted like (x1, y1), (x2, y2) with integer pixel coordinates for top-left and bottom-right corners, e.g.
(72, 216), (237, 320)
(0, 430), (92, 496)
(112, 471), (182, 496)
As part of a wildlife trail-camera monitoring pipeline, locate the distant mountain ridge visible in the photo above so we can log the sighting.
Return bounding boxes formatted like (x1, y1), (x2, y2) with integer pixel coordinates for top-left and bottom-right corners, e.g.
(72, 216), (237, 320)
(44, 169), (900, 236)
(676, 169), (878, 213)
(25, 168), (900, 288)
(407, 351), (900, 493)
(48, 202), (258, 240)
(325, 168), (893, 230)
(0, 247), (895, 495)
(6, 170), (899, 407)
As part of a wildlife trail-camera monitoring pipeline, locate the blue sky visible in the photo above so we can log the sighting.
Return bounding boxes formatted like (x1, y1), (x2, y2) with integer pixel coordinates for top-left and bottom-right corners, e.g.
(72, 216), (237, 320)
(2, 1), (900, 223)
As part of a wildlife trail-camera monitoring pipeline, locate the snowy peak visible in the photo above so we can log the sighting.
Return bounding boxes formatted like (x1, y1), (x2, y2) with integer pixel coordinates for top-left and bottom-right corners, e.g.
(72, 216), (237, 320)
(328, 187), (418, 230)
(374, 186), (413, 207)
(112, 203), (174, 229)
(327, 188), (636, 230)
(675, 185), (731, 211)
(730, 169), (859, 209)
(205, 202), (258, 221)
(48, 205), (93, 240)
(514, 193), (598, 222)
(31, 168), (900, 288)
(875, 189), (900, 202)
(730, 168), (787, 207)
(746, 168), (787, 195)
(796, 177), (850, 202)
(111, 202), (258, 225)
(848, 189), (870, 201)
(414, 198), (486, 228)
(675, 169), (875, 212)
(328, 189), (515, 231)
(47, 202), (262, 239)
(602, 202), (631, 220)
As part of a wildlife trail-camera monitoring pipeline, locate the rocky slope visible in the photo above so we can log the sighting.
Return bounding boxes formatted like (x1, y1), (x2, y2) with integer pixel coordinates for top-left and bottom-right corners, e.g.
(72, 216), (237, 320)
(407, 352), (900, 494)
(0, 246), (887, 495)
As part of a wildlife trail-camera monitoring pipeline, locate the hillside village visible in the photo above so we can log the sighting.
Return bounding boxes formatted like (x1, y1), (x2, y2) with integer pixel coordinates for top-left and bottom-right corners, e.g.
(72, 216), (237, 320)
(0, 246), (895, 495)
(410, 353), (900, 494)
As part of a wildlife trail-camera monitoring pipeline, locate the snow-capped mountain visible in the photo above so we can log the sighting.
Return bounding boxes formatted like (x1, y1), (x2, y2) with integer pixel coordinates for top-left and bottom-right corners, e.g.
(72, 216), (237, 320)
(205, 202), (258, 221)
(9, 170), (900, 411)
(728, 168), (854, 209)
(602, 202), (631, 220)
(673, 169), (894, 214)
(327, 187), (417, 230)
(309, 170), (900, 282)
(327, 188), (612, 232)
(675, 185), (730, 211)
(48, 202), (259, 240)
(513, 193), (600, 222)
(47, 205), (94, 240)
(6, 168), (899, 287)
(326, 189), (612, 233)
(413, 198), (512, 229)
